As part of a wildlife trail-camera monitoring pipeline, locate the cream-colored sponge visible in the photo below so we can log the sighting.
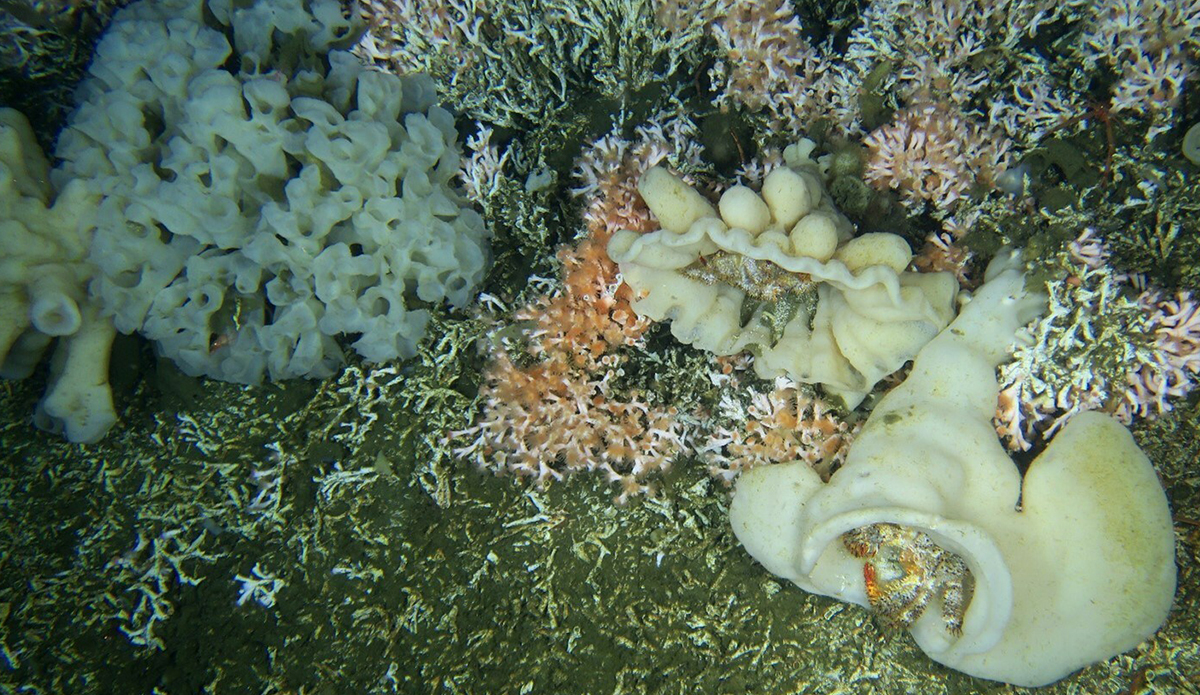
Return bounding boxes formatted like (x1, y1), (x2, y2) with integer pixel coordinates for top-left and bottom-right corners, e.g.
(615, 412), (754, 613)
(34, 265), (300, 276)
(0, 108), (116, 444)
(608, 153), (956, 408)
(731, 255), (1175, 686)
(636, 166), (716, 233)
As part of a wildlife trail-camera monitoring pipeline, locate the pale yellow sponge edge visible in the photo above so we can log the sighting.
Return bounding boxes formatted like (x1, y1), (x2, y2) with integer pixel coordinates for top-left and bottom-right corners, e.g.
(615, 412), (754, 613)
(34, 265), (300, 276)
(0, 107), (117, 444)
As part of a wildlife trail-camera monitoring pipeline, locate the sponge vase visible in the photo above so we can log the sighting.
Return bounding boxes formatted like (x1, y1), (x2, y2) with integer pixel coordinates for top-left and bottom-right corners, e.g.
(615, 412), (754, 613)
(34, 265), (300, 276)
(730, 257), (1176, 687)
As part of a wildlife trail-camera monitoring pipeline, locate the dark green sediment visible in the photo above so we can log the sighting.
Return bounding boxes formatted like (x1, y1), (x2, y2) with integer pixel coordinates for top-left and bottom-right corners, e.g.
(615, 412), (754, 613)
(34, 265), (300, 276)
(2, 1), (1199, 693)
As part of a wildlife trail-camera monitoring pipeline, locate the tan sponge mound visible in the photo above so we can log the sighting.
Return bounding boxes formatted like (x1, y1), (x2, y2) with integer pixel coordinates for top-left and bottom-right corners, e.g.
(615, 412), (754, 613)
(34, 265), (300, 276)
(607, 142), (957, 408)
(731, 253), (1175, 686)
(0, 108), (116, 444)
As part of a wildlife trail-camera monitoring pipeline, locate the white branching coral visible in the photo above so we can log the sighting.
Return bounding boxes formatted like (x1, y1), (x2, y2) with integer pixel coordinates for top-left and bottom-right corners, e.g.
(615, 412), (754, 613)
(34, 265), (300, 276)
(356, 0), (491, 77)
(1082, 0), (1200, 139)
(995, 230), (1200, 451)
(459, 124), (513, 204)
(699, 375), (857, 484)
(986, 61), (1087, 148)
(571, 114), (704, 200)
(1109, 49), (1192, 127)
(356, 0), (717, 128)
(840, 0), (1085, 122)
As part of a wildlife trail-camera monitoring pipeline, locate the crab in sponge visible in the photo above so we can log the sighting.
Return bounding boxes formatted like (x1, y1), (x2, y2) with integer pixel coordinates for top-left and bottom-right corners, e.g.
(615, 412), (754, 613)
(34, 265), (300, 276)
(843, 523), (975, 636)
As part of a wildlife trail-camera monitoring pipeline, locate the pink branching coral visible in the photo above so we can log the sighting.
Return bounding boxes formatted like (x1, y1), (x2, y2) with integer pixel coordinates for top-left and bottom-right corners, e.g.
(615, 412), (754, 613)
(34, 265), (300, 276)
(709, 0), (842, 136)
(863, 103), (1014, 215)
(1116, 288), (1200, 422)
(700, 373), (858, 485)
(994, 229), (1200, 451)
(450, 117), (703, 503)
(911, 231), (977, 288)
(450, 227), (680, 503)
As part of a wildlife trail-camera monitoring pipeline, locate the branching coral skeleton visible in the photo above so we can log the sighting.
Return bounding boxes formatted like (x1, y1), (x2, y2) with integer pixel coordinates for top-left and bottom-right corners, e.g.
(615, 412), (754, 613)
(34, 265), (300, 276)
(995, 229), (1200, 450)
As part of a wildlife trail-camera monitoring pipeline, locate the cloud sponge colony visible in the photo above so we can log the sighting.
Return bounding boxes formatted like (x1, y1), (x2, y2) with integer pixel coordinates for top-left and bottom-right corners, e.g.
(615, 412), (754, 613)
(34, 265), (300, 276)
(54, 0), (490, 383)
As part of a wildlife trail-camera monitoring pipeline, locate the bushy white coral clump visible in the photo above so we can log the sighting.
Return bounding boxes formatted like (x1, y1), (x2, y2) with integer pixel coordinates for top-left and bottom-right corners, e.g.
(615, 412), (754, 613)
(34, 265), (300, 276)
(55, 0), (489, 383)
(995, 230), (1200, 451)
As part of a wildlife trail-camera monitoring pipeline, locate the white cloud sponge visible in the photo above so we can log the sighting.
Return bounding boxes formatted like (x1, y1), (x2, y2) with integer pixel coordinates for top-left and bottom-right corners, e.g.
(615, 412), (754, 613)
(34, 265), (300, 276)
(54, 0), (490, 383)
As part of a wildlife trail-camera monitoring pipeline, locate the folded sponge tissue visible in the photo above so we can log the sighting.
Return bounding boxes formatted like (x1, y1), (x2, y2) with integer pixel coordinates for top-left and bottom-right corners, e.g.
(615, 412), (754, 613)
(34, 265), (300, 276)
(606, 142), (957, 409)
(0, 108), (116, 444)
(54, 0), (489, 385)
(730, 251), (1176, 687)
